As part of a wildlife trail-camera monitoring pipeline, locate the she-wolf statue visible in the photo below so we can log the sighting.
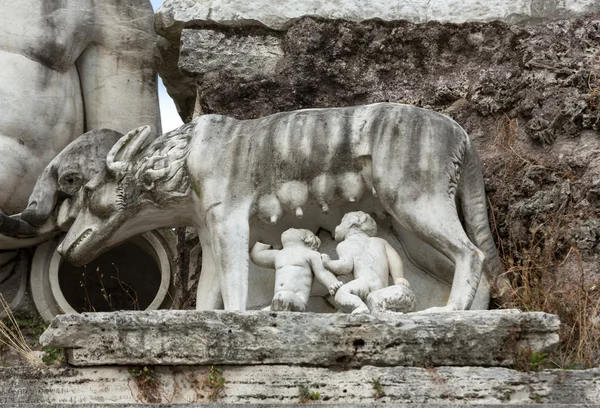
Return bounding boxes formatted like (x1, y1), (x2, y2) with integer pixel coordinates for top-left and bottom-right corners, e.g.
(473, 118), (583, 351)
(37, 102), (503, 312)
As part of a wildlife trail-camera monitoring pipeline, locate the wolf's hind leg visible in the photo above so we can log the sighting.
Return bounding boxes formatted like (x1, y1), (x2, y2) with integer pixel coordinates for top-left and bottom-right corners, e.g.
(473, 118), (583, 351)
(387, 198), (485, 311)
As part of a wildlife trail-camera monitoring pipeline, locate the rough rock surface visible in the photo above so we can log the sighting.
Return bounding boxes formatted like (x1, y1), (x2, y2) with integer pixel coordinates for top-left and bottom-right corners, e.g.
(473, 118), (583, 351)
(366, 284), (416, 313)
(40, 310), (558, 367)
(156, 11), (600, 308)
(1, 365), (600, 405)
(179, 29), (283, 80)
(156, 0), (600, 32)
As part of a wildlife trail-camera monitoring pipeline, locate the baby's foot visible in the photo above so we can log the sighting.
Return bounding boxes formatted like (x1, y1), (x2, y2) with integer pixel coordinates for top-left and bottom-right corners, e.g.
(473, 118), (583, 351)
(351, 305), (370, 314)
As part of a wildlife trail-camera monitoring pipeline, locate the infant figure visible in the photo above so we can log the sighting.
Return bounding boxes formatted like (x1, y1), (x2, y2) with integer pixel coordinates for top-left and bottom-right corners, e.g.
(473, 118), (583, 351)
(322, 211), (410, 314)
(251, 228), (343, 312)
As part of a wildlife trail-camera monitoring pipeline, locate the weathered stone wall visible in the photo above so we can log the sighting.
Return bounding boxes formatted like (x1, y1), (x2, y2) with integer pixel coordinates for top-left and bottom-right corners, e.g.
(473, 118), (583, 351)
(155, 2), (600, 308)
(2, 365), (600, 405)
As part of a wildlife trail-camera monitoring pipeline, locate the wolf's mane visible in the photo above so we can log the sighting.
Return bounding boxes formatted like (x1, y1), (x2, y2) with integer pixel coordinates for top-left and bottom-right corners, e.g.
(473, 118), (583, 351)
(131, 121), (195, 198)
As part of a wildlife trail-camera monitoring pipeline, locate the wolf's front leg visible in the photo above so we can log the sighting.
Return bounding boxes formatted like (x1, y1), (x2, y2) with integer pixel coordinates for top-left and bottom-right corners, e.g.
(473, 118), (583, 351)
(194, 231), (223, 310)
(205, 204), (251, 311)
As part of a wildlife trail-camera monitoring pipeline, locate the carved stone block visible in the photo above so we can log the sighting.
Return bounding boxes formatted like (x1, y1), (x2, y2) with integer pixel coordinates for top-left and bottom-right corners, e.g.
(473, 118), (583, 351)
(40, 310), (559, 367)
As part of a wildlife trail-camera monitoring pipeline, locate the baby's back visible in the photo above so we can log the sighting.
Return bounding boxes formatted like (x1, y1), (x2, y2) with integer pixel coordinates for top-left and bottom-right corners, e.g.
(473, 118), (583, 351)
(345, 236), (389, 288)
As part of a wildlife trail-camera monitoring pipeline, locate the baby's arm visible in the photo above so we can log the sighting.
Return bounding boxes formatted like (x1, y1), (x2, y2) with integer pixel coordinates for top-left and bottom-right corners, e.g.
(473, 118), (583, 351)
(309, 253), (343, 295)
(383, 240), (409, 287)
(321, 242), (354, 276)
(250, 242), (278, 269)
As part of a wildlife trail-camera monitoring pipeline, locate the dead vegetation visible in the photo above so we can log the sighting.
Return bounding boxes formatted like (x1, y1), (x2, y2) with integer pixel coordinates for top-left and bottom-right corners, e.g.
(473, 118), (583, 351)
(489, 116), (600, 369)
(129, 366), (162, 403)
(0, 294), (44, 368)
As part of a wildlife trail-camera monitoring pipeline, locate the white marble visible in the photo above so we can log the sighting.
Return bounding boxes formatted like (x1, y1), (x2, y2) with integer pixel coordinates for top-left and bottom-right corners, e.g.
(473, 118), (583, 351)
(323, 212), (411, 314)
(0, 0), (162, 314)
(0, 0), (160, 220)
(54, 103), (503, 313)
(251, 229), (342, 312)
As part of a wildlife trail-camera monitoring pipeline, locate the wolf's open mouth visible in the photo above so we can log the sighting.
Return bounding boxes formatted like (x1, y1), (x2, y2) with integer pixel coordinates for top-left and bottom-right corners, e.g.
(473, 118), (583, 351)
(65, 228), (93, 258)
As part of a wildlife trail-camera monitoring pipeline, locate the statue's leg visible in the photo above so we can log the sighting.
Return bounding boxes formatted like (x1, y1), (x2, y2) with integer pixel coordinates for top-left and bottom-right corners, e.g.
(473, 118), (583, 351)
(194, 231), (223, 310)
(204, 204), (251, 311)
(271, 291), (306, 312)
(334, 279), (370, 314)
(387, 198), (484, 311)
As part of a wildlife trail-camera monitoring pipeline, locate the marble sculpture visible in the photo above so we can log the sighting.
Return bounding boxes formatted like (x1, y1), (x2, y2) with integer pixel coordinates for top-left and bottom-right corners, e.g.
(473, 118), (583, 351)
(251, 229), (343, 311)
(46, 102), (503, 312)
(323, 211), (410, 313)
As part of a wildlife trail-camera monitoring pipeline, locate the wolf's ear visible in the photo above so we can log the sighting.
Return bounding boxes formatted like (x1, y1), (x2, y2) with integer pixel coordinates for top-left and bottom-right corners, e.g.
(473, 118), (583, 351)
(106, 125), (153, 174)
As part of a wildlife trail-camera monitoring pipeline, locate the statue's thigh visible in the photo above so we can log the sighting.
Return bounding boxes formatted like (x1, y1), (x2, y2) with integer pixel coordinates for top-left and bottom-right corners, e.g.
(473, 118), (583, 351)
(340, 278), (371, 299)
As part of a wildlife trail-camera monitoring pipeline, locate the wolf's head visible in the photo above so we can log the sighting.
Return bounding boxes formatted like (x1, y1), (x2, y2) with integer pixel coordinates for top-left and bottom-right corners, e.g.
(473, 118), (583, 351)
(57, 126), (156, 265)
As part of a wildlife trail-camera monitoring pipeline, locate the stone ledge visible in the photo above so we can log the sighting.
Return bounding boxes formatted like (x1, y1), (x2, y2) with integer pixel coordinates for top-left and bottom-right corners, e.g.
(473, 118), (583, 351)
(0, 365), (599, 405)
(155, 0), (600, 37)
(0, 405), (596, 408)
(40, 310), (559, 367)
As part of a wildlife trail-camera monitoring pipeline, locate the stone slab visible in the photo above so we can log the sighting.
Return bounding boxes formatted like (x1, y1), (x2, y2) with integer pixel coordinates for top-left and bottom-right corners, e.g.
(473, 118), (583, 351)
(0, 402), (590, 408)
(40, 310), (559, 367)
(156, 0), (600, 36)
(0, 405), (596, 408)
(179, 29), (283, 79)
(1, 365), (599, 405)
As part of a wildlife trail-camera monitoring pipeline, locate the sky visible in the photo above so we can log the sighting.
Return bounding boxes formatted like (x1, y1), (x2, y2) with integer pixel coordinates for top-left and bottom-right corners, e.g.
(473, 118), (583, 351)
(150, 0), (184, 132)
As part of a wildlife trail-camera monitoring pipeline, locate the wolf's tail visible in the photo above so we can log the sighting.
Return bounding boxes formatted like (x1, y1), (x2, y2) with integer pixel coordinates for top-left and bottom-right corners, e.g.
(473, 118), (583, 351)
(458, 138), (505, 308)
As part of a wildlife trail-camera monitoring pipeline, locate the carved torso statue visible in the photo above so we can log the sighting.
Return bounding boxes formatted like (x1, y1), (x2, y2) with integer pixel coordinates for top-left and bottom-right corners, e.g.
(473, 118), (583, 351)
(0, 0), (160, 215)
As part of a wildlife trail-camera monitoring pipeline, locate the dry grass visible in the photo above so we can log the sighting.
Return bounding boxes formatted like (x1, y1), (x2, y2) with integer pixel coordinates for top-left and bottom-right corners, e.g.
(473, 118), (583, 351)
(490, 116), (600, 368)
(0, 294), (43, 367)
(498, 230), (600, 368)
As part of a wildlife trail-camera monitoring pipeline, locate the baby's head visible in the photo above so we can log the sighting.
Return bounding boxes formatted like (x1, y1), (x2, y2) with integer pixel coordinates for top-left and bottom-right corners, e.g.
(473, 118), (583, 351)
(281, 228), (321, 250)
(334, 211), (377, 241)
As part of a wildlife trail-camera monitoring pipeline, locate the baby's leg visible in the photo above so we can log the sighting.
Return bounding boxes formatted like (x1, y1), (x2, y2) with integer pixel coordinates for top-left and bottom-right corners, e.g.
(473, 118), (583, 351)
(271, 291), (307, 312)
(334, 278), (370, 314)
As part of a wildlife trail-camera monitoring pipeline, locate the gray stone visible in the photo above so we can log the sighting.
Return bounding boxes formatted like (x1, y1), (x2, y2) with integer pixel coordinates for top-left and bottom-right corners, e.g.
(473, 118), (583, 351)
(180, 29), (283, 80)
(40, 309), (558, 367)
(366, 284), (415, 313)
(155, 0), (600, 36)
(0, 365), (599, 405)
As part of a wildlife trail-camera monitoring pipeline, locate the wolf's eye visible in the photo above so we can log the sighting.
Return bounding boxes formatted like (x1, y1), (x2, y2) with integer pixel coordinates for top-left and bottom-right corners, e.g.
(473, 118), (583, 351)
(89, 188), (117, 218)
